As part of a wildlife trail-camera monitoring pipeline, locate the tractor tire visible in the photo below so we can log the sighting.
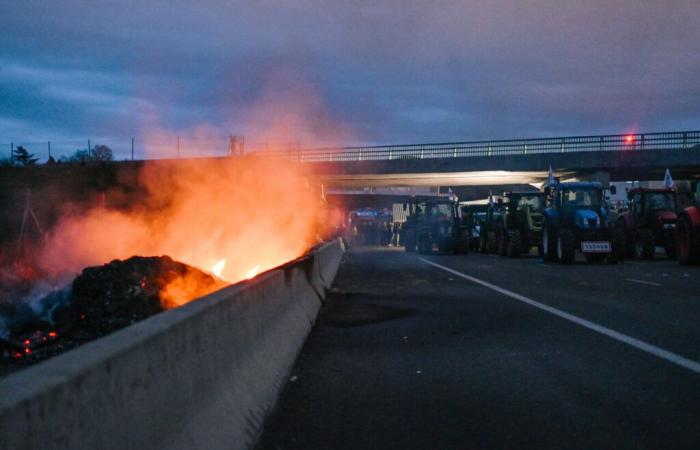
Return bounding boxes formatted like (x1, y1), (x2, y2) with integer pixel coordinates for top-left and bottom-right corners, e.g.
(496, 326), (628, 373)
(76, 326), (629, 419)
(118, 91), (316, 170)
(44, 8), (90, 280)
(486, 232), (497, 254)
(556, 229), (576, 264)
(634, 228), (655, 260)
(665, 245), (676, 259)
(542, 227), (557, 262)
(454, 239), (469, 255)
(507, 230), (521, 257)
(677, 217), (700, 264)
(416, 236), (425, 254)
(608, 226), (626, 264)
(404, 234), (416, 252)
(617, 220), (634, 258)
(497, 230), (507, 256)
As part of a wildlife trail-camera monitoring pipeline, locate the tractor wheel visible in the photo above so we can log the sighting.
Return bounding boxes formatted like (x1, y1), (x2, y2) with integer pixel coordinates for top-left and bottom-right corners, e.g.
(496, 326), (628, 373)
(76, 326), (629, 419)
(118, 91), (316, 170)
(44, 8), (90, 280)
(507, 230), (521, 257)
(608, 226), (626, 264)
(542, 227), (557, 262)
(497, 230), (507, 256)
(454, 238), (469, 255)
(677, 217), (700, 264)
(404, 234), (415, 252)
(664, 245), (676, 259)
(478, 236), (485, 253)
(487, 232), (497, 254)
(634, 228), (655, 260)
(556, 229), (576, 264)
(422, 236), (433, 254)
(617, 220), (633, 258)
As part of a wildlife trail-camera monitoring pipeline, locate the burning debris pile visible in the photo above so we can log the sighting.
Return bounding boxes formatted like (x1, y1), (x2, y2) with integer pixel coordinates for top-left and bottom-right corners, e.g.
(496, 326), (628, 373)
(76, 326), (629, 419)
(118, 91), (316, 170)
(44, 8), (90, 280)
(1, 255), (225, 374)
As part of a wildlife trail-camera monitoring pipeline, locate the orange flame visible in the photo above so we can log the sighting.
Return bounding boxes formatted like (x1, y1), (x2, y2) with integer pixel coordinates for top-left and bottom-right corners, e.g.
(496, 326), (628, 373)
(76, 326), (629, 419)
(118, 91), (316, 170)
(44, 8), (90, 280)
(211, 259), (226, 279)
(38, 156), (329, 308)
(245, 265), (261, 280)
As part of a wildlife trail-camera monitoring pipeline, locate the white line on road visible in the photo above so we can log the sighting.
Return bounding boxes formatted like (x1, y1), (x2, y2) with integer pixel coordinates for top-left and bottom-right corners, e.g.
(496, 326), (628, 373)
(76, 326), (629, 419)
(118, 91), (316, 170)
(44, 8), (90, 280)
(624, 278), (662, 287)
(420, 258), (700, 374)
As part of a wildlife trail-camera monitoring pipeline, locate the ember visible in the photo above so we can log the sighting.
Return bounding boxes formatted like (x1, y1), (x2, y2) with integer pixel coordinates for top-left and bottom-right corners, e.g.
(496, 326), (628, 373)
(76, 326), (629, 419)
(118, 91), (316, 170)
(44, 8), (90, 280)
(1, 255), (226, 375)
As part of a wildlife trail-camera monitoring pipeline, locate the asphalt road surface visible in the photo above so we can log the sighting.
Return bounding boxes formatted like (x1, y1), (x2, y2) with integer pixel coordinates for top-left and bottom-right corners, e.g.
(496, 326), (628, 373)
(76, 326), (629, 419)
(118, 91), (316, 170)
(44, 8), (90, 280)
(256, 246), (700, 450)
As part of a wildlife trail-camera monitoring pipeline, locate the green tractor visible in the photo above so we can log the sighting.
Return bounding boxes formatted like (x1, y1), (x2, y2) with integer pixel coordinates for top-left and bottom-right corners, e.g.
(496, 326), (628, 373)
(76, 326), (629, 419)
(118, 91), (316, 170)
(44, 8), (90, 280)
(542, 182), (624, 264)
(402, 198), (470, 254)
(495, 192), (546, 257)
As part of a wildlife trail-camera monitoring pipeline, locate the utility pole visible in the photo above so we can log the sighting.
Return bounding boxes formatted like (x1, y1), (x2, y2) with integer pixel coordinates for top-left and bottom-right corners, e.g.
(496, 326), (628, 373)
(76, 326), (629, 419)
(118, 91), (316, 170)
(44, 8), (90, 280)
(131, 137), (134, 161)
(177, 136), (180, 158)
(88, 139), (91, 156)
(48, 141), (51, 159)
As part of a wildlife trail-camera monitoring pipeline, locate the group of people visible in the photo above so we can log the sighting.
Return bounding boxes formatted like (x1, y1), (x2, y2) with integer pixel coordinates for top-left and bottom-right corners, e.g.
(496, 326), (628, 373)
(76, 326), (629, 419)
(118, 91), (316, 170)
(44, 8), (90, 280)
(349, 219), (402, 246)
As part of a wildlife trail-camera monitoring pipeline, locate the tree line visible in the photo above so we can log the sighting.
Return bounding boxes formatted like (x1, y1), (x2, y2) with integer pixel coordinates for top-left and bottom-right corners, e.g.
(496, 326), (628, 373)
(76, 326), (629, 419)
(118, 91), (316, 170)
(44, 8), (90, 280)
(1, 145), (114, 167)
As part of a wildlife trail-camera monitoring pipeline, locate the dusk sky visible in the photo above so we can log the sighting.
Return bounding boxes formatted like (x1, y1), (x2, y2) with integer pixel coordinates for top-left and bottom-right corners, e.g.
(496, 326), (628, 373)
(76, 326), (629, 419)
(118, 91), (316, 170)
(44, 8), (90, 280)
(1, 0), (699, 154)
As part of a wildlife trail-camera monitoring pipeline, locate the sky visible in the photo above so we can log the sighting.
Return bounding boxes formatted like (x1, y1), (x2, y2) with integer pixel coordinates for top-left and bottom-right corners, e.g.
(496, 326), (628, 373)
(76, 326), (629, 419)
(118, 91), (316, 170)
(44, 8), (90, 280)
(1, 0), (699, 157)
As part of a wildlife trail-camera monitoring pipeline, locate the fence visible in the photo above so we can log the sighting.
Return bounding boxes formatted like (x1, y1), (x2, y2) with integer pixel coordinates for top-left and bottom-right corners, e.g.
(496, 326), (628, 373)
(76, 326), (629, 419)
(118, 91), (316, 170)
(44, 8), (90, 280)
(3, 131), (699, 164)
(256, 130), (700, 163)
(0, 136), (247, 163)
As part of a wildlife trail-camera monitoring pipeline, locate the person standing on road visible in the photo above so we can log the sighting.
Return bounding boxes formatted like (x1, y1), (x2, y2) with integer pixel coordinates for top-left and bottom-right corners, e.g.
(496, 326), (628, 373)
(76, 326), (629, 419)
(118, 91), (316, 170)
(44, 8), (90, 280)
(391, 221), (401, 246)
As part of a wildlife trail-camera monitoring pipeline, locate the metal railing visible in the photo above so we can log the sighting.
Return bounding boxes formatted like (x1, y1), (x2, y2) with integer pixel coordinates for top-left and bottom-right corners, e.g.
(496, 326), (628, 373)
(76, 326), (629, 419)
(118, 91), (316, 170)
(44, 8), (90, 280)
(256, 130), (700, 163)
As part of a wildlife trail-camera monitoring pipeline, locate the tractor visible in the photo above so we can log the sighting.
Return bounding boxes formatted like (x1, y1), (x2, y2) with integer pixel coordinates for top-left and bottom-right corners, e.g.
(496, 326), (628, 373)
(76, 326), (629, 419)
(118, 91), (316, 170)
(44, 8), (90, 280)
(542, 182), (624, 264)
(677, 181), (700, 264)
(495, 191), (546, 257)
(402, 198), (470, 254)
(615, 187), (678, 259)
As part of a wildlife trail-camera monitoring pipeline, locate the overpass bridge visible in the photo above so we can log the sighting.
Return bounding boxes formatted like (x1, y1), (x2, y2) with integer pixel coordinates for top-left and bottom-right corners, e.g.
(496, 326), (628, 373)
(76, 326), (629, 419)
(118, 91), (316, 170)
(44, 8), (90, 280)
(260, 130), (700, 187)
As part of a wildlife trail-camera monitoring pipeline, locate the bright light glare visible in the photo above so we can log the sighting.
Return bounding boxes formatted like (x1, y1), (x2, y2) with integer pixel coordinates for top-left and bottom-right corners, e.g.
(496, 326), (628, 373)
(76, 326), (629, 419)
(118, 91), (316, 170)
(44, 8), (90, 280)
(245, 265), (261, 279)
(211, 259), (226, 278)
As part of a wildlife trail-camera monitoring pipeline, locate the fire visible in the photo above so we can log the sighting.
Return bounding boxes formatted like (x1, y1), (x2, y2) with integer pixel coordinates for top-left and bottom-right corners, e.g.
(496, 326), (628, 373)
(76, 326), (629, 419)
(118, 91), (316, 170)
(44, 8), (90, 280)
(35, 156), (329, 309)
(245, 265), (261, 280)
(211, 259), (226, 278)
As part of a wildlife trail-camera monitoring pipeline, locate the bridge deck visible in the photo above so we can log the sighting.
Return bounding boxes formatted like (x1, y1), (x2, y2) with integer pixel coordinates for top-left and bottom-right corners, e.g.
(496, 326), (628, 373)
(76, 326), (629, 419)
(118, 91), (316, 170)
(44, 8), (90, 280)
(256, 247), (700, 450)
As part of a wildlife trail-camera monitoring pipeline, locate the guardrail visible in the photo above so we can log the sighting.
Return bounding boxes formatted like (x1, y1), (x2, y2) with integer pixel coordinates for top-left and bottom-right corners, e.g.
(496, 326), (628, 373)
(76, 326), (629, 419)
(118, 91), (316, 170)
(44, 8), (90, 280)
(0, 239), (346, 450)
(256, 130), (700, 163)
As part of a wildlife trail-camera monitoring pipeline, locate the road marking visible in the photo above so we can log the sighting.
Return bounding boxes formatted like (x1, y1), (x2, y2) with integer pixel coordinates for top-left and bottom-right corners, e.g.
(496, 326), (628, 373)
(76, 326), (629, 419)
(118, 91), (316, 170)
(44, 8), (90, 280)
(419, 258), (700, 374)
(624, 278), (662, 287)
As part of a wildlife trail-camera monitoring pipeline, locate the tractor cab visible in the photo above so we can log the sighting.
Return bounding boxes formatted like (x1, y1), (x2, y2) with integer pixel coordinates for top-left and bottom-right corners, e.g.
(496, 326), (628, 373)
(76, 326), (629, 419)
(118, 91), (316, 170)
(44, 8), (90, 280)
(496, 192), (546, 257)
(677, 181), (700, 264)
(401, 197), (469, 254)
(542, 181), (623, 264)
(617, 187), (678, 259)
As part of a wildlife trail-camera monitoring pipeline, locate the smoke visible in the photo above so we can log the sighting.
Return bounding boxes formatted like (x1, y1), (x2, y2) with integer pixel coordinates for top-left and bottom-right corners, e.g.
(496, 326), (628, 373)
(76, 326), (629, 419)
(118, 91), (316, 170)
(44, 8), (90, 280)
(38, 156), (323, 294)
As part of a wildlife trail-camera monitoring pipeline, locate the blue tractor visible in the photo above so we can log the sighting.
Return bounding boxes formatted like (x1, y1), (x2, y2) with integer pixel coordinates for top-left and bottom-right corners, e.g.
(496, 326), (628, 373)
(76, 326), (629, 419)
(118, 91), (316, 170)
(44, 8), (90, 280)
(542, 181), (624, 264)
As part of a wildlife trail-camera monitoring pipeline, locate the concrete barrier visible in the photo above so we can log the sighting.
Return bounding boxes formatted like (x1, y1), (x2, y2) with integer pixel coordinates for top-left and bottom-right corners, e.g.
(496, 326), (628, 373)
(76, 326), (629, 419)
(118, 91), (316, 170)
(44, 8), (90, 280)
(0, 239), (344, 450)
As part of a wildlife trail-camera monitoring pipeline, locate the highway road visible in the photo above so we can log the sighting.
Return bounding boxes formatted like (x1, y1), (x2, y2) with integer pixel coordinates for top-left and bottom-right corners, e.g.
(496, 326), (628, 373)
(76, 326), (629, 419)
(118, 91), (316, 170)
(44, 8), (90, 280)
(256, 246), (700, 450)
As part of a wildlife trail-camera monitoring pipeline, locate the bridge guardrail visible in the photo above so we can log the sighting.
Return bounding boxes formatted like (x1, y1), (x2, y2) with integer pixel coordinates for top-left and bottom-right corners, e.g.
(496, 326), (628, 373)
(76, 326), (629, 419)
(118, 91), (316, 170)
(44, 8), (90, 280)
(254, 130), (700, 163)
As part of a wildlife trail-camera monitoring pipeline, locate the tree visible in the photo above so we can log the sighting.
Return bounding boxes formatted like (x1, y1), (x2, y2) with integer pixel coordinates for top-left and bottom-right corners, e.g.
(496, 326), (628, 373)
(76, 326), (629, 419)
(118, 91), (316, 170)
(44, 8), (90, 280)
(66, 149), (92, 163)
(92, 144), (113, 162)
(65, 144), (114, 163)
(12, 146), (39, 165)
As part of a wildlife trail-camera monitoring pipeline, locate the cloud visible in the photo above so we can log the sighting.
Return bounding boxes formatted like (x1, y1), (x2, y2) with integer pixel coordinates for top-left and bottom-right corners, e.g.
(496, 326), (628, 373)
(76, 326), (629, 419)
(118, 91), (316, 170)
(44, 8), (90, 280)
(1, 0), (698, 148)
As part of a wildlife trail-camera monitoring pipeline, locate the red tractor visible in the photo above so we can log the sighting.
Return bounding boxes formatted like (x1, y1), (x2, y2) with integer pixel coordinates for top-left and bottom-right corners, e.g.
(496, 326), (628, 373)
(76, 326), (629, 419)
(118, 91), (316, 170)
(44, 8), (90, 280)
(616, 187), (678, 259)
(677, 181), (700, 264)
